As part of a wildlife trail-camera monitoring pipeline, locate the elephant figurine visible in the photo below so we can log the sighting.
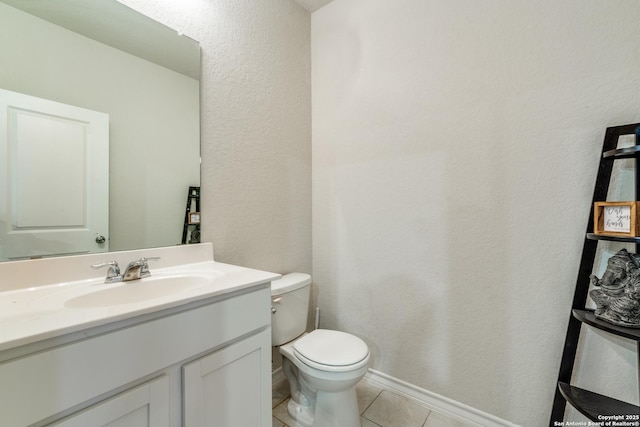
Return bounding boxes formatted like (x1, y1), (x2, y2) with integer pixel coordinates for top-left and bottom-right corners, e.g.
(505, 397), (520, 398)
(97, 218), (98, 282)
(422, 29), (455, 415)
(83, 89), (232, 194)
(590, 248), (640, 328)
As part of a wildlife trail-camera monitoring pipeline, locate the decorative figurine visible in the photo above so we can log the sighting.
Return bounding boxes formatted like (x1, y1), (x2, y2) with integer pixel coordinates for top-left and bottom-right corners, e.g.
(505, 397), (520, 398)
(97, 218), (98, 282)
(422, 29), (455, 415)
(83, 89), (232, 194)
(590, 248), (640, 328)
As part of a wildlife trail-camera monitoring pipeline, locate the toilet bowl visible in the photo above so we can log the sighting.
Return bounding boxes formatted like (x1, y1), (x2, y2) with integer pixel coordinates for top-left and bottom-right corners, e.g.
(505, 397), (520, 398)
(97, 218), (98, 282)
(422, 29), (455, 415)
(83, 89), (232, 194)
(271, 273), (370, 427)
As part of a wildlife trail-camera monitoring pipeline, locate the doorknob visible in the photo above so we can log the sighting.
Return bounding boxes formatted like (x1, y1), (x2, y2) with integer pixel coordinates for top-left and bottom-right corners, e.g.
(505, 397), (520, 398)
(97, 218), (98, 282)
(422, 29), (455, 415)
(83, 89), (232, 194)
(95, 235), (106, 244)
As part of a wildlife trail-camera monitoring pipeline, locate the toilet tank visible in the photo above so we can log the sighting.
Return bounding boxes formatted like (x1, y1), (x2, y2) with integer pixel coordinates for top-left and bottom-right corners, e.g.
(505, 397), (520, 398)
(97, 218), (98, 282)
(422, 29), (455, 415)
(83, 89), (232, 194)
(271, 273), (312, 346)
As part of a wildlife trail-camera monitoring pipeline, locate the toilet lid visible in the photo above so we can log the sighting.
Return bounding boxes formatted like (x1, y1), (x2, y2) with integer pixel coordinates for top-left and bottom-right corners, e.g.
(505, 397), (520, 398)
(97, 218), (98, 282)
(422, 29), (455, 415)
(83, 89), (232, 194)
(293, 329), (369, 367)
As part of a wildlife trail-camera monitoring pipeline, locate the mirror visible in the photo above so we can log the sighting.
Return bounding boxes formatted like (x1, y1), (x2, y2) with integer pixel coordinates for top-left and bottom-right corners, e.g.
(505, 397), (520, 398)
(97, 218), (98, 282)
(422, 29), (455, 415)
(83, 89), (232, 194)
(0, 0), (201, 260)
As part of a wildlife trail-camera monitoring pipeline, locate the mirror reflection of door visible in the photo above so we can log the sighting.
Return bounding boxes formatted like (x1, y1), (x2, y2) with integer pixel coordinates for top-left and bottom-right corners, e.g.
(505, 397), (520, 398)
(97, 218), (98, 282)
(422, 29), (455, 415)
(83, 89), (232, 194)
(0, 88), (109, 260)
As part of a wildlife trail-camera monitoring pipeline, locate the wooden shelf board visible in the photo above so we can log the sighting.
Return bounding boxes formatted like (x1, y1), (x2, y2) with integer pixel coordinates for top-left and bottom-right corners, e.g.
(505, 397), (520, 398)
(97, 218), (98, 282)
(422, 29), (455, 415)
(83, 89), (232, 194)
(603, 145), (640, 159)
(573, 309), (640, 341)
(558, 382), (639, 420)
(586, 233), (640, 244)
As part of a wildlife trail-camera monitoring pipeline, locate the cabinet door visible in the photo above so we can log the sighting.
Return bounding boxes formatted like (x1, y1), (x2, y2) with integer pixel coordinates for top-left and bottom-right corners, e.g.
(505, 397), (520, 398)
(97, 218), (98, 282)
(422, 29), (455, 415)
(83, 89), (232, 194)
(183, 329), (271, 427)
(50, 376), (169, 427)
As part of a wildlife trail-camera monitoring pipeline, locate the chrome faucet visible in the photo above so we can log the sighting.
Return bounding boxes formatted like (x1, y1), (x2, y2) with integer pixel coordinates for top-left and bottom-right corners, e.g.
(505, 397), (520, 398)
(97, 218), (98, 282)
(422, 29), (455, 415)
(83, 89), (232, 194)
(91, 257), (160, 283)
(122, 257), (160, 281)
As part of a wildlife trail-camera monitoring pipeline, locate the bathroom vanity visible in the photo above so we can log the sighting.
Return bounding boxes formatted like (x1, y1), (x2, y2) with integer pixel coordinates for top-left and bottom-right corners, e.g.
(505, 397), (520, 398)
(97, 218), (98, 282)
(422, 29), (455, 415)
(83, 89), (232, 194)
(0, 243), (279, 426)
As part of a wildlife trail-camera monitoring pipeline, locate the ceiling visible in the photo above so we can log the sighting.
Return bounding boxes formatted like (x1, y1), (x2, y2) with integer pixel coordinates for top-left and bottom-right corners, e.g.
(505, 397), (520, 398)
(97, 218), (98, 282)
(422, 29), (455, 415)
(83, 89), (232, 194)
(294, 0), (335, 13)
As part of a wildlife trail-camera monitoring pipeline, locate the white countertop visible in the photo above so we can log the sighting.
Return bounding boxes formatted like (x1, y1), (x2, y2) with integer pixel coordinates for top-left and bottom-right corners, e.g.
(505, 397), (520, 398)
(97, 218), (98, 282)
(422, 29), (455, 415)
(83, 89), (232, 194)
(0, 244), (280, 352)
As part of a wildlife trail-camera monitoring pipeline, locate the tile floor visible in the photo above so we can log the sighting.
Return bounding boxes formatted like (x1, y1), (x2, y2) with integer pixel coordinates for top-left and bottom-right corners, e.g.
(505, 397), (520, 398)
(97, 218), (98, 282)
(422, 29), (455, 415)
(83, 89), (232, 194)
(272, 377), (475, 427)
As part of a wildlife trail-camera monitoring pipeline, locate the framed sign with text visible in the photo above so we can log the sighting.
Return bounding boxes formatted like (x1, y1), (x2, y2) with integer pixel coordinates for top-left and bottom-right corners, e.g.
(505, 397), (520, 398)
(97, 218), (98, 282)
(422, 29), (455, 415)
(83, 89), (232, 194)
(594, 201), (640, 237)
(188, 212), (201, 225)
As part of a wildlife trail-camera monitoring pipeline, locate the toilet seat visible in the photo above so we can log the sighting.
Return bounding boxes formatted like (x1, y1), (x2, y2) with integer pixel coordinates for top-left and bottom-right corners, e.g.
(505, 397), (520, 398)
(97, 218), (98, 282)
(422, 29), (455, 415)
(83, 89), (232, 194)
(293, 329), (369, 372)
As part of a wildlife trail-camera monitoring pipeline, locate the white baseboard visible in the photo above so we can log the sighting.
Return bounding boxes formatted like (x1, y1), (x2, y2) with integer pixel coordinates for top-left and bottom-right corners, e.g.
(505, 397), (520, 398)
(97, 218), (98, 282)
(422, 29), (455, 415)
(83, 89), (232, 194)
(271, 367), (519, 427)
(364, 369), (520, 427)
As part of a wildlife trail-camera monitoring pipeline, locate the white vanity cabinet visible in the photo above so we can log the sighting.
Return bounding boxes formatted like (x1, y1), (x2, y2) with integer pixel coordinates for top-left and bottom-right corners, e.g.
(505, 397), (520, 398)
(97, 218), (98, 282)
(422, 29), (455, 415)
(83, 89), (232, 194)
(0, 284), (273, 427)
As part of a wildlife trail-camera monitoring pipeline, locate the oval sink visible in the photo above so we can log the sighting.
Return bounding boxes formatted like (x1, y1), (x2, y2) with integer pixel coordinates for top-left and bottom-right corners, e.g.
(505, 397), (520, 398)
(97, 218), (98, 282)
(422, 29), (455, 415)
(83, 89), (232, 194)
(65, 275), (213, 308)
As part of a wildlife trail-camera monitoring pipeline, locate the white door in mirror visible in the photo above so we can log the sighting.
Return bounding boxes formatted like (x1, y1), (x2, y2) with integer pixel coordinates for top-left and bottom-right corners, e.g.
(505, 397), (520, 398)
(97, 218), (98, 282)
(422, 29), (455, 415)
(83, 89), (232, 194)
(0, 88), (109, 260)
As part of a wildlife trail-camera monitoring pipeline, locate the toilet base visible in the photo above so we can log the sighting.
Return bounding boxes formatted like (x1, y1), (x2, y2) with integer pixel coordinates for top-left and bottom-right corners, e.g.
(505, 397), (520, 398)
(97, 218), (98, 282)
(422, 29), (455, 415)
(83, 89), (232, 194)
(287, 385), (360, 427)
(287, 397), (314, 426)
(314, 386), (361, 427)
(281, 356), (363, 427)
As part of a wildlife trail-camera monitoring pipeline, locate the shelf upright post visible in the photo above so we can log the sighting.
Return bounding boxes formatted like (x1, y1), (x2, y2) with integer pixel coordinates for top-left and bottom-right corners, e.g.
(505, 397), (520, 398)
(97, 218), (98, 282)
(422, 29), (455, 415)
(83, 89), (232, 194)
(635, 124), (640, 400)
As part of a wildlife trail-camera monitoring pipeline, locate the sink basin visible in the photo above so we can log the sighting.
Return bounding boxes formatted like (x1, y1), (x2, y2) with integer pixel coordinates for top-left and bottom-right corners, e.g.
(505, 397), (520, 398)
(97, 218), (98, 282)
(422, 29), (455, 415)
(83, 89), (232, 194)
(65, 274), (214, 308)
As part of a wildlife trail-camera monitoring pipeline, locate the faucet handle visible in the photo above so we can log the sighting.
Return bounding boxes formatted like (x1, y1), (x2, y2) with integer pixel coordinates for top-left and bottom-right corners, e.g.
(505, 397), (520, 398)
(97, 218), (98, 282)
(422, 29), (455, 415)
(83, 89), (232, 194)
(139, 257), (160, 277)
(91, 261), (122, 283)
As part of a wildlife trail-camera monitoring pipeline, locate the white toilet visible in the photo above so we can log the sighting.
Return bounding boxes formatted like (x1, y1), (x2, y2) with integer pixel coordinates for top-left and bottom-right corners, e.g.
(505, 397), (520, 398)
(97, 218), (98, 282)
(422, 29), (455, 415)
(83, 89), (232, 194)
(271, 273), (370, 427)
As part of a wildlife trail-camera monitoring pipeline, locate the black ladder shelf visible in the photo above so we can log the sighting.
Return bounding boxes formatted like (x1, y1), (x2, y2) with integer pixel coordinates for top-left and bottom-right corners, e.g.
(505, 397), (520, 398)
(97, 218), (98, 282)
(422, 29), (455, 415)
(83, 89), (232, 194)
(181, 186), (200, 245)
(550, 123), (640, 424)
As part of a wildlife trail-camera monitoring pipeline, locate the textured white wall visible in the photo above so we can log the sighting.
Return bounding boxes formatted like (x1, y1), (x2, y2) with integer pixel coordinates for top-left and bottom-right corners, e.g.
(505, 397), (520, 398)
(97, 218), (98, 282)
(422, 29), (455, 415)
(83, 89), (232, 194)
(121, 0), (312, 274)
(312, 0), (640, 424)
